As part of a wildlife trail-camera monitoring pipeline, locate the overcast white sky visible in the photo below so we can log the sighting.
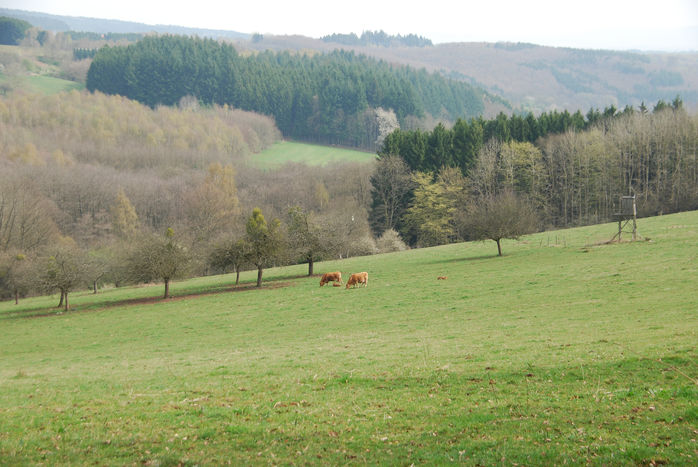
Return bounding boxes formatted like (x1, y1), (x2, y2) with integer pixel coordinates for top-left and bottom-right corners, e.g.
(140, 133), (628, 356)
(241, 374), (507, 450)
(2, 0), (697, 51)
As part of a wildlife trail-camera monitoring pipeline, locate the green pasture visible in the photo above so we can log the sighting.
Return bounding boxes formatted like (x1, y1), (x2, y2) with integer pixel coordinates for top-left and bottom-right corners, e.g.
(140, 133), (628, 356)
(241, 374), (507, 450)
(249, 140), (376, 168)
(0, 44), (84, 95)
(24, 75), (84, 95)
(1, 212), (697, 465)
(0, 72), (83, 95)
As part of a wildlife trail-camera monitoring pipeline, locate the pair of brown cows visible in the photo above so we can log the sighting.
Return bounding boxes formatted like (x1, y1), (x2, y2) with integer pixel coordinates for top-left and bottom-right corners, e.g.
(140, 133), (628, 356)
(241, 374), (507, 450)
(319, 271), (369, 289)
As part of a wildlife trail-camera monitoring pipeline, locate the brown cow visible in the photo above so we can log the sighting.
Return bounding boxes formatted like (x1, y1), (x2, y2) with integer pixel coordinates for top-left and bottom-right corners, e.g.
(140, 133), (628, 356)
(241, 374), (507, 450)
(345, 271), (368, 289)
(320, 271), (342, 287)
(437, 276), (447, 280)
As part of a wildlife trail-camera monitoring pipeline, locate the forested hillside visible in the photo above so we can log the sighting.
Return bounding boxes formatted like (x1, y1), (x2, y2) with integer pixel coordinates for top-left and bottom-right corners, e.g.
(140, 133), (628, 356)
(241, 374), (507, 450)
(5, 7), (697, 117)
(0, 90), (378, 294)
(370, 102), (698, 246)
(0, 8), (248, 39)
(378, 101), (679, 174)
(86, 36), (485, 150)
(0, 90), (280, 169)
(241, 36), (698, 116)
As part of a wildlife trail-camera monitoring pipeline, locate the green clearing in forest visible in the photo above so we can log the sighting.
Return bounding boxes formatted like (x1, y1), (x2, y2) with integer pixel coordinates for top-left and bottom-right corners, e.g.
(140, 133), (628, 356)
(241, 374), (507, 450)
(249, 140), (376, 168)
(23, 75), (84, 94)
(1, 212), (697, 465)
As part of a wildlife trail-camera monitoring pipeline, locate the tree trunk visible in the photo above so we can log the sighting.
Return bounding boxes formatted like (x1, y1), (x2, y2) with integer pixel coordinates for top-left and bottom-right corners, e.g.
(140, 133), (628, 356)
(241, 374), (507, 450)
(164, 279), (170, 299)
(496, 238), (503, 256)
(64, 292), (69, 311)
(14, 288), (19, 305)
(93, 281), (98, 294)
(308, 257), (314, 276)
(58, 290), (64, 308)
(235, 269), (240, 285)
(256, 267), (263, 287)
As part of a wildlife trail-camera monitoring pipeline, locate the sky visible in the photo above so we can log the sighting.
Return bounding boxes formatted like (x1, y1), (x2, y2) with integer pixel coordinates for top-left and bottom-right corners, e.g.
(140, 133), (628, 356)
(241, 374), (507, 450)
(2, 0), (697, 51)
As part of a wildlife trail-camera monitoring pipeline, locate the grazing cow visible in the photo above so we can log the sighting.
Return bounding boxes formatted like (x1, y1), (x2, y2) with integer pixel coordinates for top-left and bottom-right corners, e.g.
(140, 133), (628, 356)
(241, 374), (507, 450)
(320, 271), (342, 287)
(437, 276), (447, 280)
(345, 271), (368, 289)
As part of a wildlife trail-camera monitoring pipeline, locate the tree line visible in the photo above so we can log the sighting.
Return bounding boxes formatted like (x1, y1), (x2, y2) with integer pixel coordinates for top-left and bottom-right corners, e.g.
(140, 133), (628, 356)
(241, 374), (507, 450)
(73, 48), (98, 60)
(369, 102), (698, 247)
(86, 35), (484, 150)
(0, 193), (399, 308)
(0, 16), (31, 45)
(321, 30), (433, 48)
(377, 99), (685, 175)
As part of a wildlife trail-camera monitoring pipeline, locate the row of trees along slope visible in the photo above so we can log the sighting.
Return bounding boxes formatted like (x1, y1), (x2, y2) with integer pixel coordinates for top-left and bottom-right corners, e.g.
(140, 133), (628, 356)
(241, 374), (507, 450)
(378, 101), (684, 175)
(86, 35), (485, 150)
(0, 201), (401, 309)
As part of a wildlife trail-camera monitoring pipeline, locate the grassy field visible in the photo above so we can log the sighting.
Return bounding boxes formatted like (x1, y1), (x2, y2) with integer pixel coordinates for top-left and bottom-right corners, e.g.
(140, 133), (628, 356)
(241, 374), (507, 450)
(23, 75), (84, 94)
(1, 212), (697, 465)
(0, 73), (83, 95)
(249, 141), (376, 168)
(0, 44), (84, 95)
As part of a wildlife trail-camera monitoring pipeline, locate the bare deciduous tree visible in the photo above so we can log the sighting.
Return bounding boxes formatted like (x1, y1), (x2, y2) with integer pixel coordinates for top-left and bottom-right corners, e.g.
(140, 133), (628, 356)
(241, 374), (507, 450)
(126, 228), (191, 299)
(35, 240), (89, 311)
(287, 206), (340, 276)
(369, 155), (414, 236)
(0, 178), (59, 253)
(209, 238), (249, 286)
(462, 190), (539, 256)
(0, 251), (32, 304)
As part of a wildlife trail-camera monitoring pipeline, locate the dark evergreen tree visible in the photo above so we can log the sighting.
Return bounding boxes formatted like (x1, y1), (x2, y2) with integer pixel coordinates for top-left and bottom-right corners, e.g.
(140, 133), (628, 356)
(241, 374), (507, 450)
(0, 17), (31, 45)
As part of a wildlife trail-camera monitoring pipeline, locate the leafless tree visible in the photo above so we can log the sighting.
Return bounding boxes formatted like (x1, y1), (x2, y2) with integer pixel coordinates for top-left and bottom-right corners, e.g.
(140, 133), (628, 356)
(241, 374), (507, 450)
(126, 228), (192, 299)
(35, 241), (89, 311)
(0, 251), (32, 304)
(369, 155), (414, 235)
(0, 177), (59, 253)
(462, 190), (539, 256)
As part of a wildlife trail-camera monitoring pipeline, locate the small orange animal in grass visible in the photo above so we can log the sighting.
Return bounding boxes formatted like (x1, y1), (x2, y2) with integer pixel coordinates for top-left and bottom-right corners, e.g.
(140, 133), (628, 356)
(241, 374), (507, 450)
(345, 272), (368, 288)
(332, 282), (342, 287)
(319, 271), (342, 287)
(437, 276), (447, 280)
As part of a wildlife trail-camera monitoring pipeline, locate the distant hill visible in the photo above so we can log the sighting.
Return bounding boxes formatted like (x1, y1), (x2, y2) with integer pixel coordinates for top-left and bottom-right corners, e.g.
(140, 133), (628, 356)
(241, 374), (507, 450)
(0, 8), (248, 40)
(4, 7), (697, 115)
(243, 36), (698, 115)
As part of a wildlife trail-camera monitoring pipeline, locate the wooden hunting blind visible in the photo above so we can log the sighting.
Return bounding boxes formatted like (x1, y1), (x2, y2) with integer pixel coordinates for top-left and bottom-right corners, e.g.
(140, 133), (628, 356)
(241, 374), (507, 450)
(612, 195), (638, 241)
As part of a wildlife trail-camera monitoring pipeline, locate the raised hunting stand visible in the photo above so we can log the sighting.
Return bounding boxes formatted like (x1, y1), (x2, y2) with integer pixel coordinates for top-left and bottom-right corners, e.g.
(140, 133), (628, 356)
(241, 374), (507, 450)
(611, 195), (638, 242)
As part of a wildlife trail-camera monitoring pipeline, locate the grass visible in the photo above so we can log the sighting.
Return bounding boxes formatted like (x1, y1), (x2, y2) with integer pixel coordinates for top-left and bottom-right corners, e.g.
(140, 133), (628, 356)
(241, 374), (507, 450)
(24, 75), (84, 94)
(249, 140), (376, 168)
(0, 44), (84, 95)
(0, 73), (83, 95)
(1, 212), (697, 465)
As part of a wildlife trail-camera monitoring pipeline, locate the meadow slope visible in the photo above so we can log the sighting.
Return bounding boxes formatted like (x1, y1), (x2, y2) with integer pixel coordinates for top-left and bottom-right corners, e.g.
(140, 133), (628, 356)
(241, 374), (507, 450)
(1, 212), (696, 465)
(249, 140), (376, 168)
